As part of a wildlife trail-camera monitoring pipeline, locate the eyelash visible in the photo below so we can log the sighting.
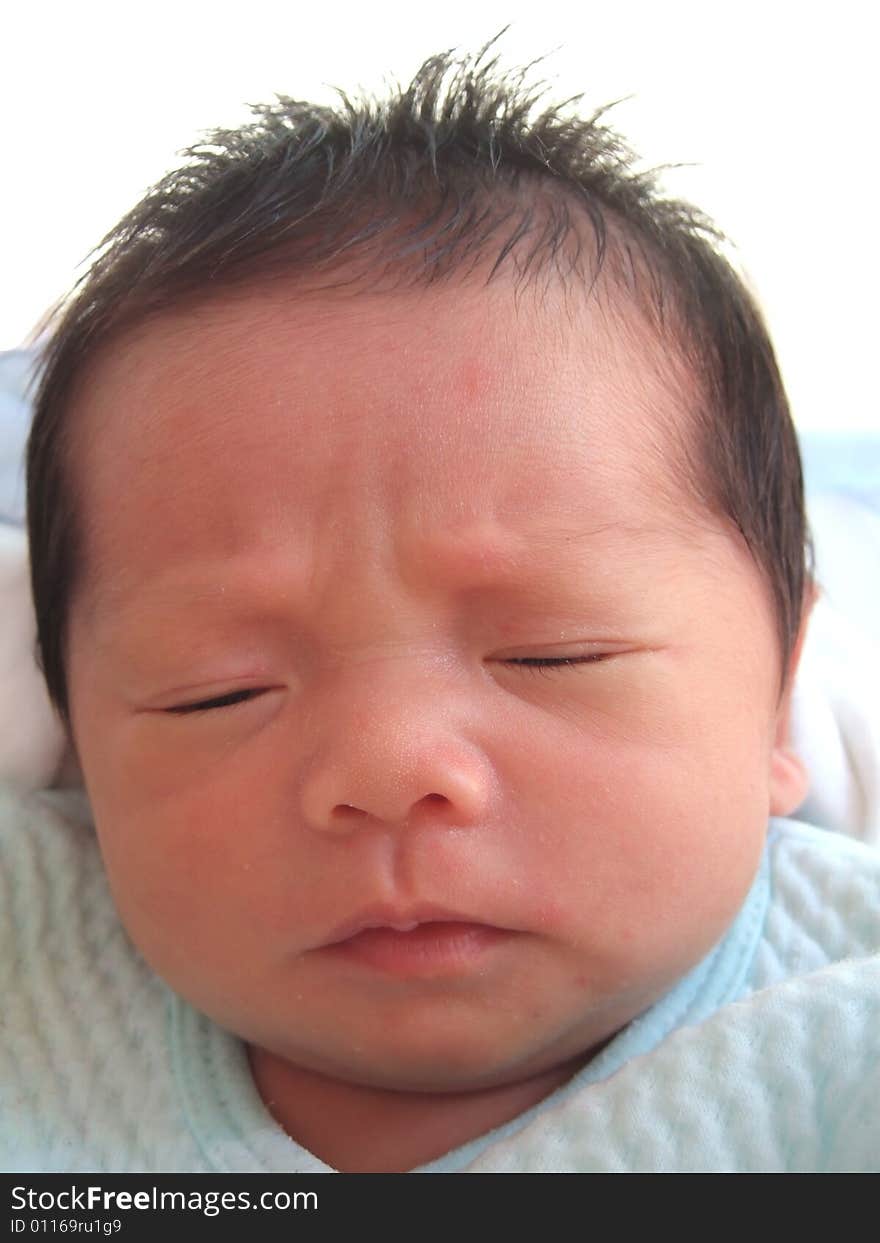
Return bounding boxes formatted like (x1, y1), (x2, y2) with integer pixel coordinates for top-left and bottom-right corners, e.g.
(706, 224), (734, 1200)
(509, 655), (605, 671)
(165, 655), (608, 714)
(166, 688), (265, 715)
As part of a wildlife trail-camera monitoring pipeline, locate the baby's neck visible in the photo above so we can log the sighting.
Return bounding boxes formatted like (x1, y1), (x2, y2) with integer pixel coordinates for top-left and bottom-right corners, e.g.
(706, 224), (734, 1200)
(247, 1047), (584, 1172)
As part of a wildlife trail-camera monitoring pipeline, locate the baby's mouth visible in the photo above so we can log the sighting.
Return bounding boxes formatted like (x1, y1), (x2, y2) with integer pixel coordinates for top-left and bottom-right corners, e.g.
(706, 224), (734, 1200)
(319, 907), (512, 977)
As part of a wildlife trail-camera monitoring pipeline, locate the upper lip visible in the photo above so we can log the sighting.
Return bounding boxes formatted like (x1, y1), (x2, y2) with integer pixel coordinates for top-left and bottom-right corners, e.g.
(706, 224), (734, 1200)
(321, 904), (494, 947)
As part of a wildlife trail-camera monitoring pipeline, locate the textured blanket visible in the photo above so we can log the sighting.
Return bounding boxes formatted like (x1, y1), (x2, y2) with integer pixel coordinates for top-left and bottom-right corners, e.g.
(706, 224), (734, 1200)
(468, 954), (880, 1171)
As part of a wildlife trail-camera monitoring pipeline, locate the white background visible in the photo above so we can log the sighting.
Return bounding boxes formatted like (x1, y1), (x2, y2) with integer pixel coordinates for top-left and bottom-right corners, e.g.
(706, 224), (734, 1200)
(1, 0), (877, 433)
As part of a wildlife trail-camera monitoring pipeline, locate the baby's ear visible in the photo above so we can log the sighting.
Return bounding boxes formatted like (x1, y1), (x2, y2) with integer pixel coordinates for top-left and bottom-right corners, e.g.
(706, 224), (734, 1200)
(768, 580), (818, 817)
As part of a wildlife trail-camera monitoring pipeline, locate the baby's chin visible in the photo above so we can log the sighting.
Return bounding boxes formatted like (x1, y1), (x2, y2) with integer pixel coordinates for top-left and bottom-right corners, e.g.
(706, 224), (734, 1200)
(245, 1020), (608, 1097)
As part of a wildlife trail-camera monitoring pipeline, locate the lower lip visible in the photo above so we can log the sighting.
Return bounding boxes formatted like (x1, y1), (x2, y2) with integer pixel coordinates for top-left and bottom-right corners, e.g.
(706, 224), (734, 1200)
(321, 921), (509, 976)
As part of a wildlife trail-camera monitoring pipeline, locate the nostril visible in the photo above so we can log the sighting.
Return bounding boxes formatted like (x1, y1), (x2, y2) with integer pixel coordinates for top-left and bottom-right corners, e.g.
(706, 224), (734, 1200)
(332, 804), (369, 820)
(327, 794), (450, 827)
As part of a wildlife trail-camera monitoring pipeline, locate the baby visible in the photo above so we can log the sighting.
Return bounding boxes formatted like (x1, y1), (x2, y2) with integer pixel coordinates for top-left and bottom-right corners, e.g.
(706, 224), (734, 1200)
(5, 47), (880, 1174)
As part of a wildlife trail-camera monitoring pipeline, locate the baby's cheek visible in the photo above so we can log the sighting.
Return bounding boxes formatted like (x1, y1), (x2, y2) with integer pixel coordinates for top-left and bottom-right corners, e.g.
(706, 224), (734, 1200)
(93, 796), (232, 947)
(519, 730), (761, 964)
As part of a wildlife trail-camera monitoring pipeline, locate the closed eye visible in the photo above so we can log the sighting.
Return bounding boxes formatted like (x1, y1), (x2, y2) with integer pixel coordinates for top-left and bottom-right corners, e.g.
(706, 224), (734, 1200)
(502, 654), (610, 674)
(165, 688), (269, 715)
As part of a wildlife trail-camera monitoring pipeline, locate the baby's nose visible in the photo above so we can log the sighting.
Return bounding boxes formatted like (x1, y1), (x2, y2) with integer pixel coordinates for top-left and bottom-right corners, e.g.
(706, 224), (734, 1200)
(297, 662), (496, 835)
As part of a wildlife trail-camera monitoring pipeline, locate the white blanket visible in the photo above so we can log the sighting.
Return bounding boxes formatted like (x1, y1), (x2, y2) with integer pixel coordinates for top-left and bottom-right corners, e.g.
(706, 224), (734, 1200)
(0, 524), (67, 790)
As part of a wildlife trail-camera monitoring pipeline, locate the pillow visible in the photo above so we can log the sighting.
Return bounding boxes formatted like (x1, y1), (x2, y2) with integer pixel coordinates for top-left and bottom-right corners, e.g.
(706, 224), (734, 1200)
(0, 349), (32, 526)
(0, 524), (67, 789)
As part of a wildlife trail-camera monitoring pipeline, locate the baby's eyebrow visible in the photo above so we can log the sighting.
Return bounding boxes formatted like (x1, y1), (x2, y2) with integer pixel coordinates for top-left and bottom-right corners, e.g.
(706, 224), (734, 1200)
(93, 518), (665, 623)
(392, 518), (684, 601)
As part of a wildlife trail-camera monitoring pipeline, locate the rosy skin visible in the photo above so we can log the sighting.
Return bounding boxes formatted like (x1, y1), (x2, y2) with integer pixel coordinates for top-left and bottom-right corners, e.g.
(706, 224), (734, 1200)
(65, 277), (812, 1171)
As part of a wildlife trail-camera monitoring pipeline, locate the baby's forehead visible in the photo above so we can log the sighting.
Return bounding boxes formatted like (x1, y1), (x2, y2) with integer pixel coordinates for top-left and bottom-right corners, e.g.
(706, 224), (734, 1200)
(83, 270), (697, 436)
(71, 274), (713, 572)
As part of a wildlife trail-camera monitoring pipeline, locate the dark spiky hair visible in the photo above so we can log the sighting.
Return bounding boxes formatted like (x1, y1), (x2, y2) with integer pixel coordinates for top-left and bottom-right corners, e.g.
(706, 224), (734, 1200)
(26, 40), (813, 725)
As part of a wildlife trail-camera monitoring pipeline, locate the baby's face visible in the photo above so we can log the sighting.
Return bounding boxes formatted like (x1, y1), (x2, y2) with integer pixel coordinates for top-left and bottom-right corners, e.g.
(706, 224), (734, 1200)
(66, 277), (808, 1092)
